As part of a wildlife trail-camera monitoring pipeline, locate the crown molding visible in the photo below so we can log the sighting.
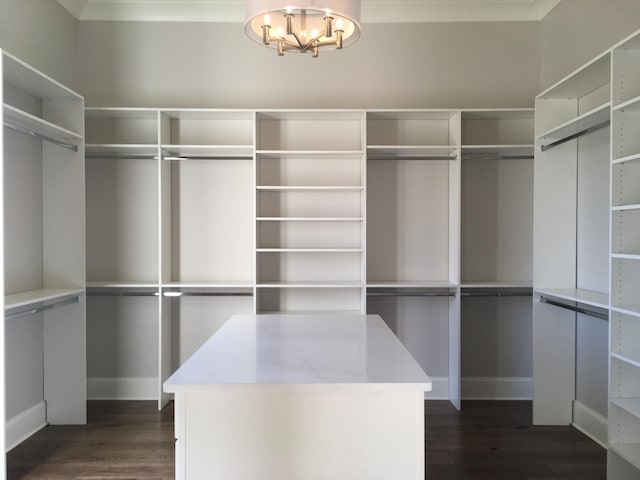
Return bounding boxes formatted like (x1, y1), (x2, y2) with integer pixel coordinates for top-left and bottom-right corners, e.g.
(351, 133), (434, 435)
(57, 0), (562, 23)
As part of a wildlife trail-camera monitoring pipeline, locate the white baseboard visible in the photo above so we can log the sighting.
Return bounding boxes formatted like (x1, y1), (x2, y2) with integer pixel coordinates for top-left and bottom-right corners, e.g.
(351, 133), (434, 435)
(462, 377), (533, 400)
(87, 377), (157, 400)
(6, 401), (47, 452)
(572, 401), (607, 448)
(424, 377), (449, 400)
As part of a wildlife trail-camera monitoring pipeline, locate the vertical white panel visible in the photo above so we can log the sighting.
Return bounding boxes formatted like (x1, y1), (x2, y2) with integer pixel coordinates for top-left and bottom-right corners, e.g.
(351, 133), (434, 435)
(532, 298), (576, 425)
(448, 292), (461, 410)
(43, 297), (86, 424)
(0, 52), (6, 473)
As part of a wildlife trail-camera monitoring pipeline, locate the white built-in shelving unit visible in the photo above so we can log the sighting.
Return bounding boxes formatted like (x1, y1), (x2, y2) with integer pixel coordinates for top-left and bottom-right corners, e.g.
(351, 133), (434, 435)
(532, 45), (612, 444)
(83, 106), (535, 415)
(2, 49), (86, 458)
(608, 30), (640, 480)
(255, 111), (366, 314)
(460, 109), (535, 401)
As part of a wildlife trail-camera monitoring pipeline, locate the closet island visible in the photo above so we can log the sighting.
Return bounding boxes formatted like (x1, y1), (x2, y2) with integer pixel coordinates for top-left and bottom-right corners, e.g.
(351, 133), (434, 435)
(164, 313), (432, 480)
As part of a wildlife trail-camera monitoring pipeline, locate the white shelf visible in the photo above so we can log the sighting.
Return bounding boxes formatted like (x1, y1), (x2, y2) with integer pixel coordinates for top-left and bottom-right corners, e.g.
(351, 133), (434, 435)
(256, 186), (363, 192)
(461, 281), (533, 288)
(161, 281), (253, 289)
(257, 282), (364, 288)
(366, 145), (457, 159)
(4, 103), (82, 146)
(614, 94), (640, 112)
(461, 145), (534, 157)
(609, 444), (640, 471)
(611, 306), (640, 319)
(612, 254), (640, 261)
(535, 287), (609, 309)
(613, 153), (640, 165)
(256, 150), (363, 158)
(367, 281), (457, 289)
(161, 145), (253, 158)
(257, 248), (364, 253)
(612, 351), (640, 368)
(85, 144), (158, 157)
(257, 217), (364, 222)
(537, 50), (611, 100)
(86, 281), (159, 288)
(537, 103), (611, 143)
(5, 288), (84, 311)
(612, 204), (640, 212)
(612, 398), (640, 418)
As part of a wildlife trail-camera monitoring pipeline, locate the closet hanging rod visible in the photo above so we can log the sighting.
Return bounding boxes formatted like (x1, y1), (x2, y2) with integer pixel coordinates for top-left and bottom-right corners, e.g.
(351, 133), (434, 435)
(368, 156), (456, 161)
(539, 296), (608, 321)
(461, 291), (533, 297)
(162, 292), (254, 297)
(4, 120), (78, 152)
(540, 120), (610, 152)
(5, 295), (80, 321)
(163, 155), (254, 161)
(86, 154), (158, 160)
(367, 292), (456, 298)
(87, 291), (159, 297)
(462, 155), (534, 161)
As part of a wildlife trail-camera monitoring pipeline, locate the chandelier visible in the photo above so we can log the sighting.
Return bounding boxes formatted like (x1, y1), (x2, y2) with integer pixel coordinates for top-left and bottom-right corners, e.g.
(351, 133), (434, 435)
(244, 0), (361, 57)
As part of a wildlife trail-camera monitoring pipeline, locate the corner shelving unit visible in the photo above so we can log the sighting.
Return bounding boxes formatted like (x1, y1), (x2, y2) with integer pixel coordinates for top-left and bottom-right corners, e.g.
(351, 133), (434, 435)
(255, 111), (366, 314)
(608, 29), (640, 480)
(2, 49), (86, 457)
(533, 47), (612, 443)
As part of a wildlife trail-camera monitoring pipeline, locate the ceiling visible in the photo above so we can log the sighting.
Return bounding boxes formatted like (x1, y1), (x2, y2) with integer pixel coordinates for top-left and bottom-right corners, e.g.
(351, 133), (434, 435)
(57, 0), (562, 23)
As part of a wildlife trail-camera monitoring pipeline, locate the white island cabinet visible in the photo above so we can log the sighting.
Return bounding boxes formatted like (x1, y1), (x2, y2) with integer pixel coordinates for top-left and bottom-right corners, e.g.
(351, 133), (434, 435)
(164, 313), (432, 480)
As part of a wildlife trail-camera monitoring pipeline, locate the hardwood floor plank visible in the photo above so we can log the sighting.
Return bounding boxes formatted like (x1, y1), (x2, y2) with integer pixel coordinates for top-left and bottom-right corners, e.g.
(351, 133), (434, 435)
(7, 400), (606, 480)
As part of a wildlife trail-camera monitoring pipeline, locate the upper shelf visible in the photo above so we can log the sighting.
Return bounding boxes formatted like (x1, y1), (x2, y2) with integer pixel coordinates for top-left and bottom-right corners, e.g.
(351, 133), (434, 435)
(537, 51), (611, 101)
(536, 103), (610, 145)
(5, 288), (84, 311)
(4, 103), (82, 150)
(367, 145), (457, 160)
(85, 144), (158, 158)
(536, 287), (609, 309)
(461, 145), (534, 158)
(162, 145), (254, 159)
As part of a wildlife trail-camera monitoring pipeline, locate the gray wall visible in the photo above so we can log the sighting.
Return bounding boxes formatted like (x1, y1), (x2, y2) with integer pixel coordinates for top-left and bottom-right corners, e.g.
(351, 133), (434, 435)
(0, 0), (78, 89)
(77, 21), (540, 109)
(540, 0), (640, 89)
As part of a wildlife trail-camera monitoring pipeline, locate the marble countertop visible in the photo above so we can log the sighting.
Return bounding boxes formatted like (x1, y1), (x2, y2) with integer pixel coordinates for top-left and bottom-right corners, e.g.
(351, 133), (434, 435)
(164, 313), (432, 393)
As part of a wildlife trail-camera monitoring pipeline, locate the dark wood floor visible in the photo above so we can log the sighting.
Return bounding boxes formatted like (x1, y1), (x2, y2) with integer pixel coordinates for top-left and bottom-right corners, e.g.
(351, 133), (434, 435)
(7, 400), (606, 479)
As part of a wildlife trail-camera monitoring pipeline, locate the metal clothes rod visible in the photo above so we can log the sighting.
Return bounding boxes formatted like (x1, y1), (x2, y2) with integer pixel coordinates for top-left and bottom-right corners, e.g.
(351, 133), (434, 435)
(163, 156), (254, 161)
(5, 295), (80, 321)
(461, 291), (533, 297)
(367, 292), (456, 298)
(163, 292), (254, 297)
(540, 120), (610, 152)
(462, 155), (534, 161)
(539, 296), (608, 321)
(4, 120), (79, 152)
(368, 156), (456, 161)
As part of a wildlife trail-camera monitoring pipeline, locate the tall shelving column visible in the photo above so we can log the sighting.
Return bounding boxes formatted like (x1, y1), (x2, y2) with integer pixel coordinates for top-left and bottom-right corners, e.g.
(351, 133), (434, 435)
(533, 50), (611, 430)
(159, 109), (255, 406)
(365, 110), (461, 407)
(2, 50), (86, 454)
(84, 108), (161, 405)
(608, 30), (640, 479)
(460, 109), (534, 400)
(254, 111), (366, 314)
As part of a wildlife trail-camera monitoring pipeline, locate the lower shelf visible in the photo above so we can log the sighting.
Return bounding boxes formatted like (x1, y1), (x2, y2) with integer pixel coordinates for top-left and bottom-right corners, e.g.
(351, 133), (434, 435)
(609, 443), (640, 471)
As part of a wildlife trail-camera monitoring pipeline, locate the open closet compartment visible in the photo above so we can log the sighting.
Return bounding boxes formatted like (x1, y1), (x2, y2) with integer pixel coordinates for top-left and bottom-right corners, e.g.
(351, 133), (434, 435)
(365, 110), (461, 406)
(2, 50), (86, 451)
(532, 49), (611, 447)
(609, 29), (640, 479)
(84, 108), (161, 405)
(159, 109), (255, 406)
(460, 109), (534, 400)
(255, 110), (366, 314)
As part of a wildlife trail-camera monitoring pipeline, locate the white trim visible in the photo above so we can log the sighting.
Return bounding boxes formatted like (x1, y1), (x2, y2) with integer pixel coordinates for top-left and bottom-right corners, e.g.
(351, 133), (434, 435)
(572, 401), (608, 449)
(57, 0), (562, 23)
(87, 377), (157, 400)
(424, 377), (449, 400)
(462, 377), (533, 400)
(6, 401), (47, 452)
